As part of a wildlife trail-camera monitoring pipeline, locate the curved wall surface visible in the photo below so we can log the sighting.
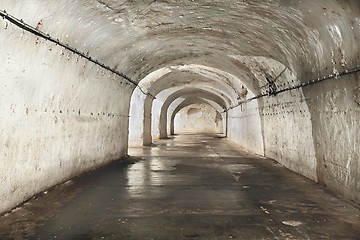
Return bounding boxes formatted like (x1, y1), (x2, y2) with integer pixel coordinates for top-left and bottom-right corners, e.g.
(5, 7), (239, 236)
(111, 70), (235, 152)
(1, 0), (360, 213)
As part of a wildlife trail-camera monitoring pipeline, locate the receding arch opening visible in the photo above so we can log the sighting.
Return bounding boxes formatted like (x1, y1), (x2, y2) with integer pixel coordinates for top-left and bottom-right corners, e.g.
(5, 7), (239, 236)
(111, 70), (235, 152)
(173, 103), (223, 135)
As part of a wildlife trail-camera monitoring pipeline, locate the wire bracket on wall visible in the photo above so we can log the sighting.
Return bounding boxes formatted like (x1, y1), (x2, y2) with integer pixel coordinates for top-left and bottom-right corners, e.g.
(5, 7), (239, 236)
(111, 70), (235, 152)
(0, 9), (156, 99)
(225, 65), (360, 112)
(265, 67), (287, 96)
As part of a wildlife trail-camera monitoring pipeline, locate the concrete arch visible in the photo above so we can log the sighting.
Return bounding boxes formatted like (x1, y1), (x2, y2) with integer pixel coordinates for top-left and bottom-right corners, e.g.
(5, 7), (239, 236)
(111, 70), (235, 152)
(158, 88), (227, 140)
(133, 56), (301, 148)
(152, 84), (230, 140)
(130, 80), (233, 147)
(128, 62), (250, 147)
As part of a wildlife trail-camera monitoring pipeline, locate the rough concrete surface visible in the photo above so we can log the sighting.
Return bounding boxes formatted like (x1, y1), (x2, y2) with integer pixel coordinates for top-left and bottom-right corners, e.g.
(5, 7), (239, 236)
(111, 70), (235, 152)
(0, 6), (133, 214)
(1, 0), (360, 216)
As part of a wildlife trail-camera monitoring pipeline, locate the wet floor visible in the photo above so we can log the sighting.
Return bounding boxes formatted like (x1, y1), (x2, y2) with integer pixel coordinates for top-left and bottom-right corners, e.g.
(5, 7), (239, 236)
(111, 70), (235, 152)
(1, 134), (360, 240)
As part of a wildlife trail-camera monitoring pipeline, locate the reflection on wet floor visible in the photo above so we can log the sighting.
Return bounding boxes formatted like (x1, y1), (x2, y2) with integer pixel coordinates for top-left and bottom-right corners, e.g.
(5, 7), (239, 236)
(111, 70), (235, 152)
(0, 134), (360, 239)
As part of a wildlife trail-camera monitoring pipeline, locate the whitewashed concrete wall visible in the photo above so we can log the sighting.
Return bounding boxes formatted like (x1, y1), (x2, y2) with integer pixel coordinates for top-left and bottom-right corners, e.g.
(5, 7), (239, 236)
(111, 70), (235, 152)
(303, 75), (360, 203)
(151, 99), (161, 141)
(227, 99), (264, 156)
(259, 90), (318, 182)
(227, 87), (317, 182)
(166, 98), (185, 137)
(170, 99), (226, 136)
(129, 88), (147, 147)
(174, 103), (223, 134)
(0, 17), (132, 214)
(227, 75), (360, 203)
(227, 55), (318, 180)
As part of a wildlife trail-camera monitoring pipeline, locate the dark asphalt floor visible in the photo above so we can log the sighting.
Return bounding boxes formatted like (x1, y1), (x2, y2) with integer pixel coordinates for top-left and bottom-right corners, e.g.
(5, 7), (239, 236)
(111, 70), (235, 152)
(0, 134), (360, 239)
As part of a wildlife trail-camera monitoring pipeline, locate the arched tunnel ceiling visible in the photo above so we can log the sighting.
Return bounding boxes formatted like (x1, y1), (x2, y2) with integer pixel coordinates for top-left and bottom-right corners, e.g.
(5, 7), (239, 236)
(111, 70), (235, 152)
(1, 0), (360, 103)
(5, 0), (360, 93)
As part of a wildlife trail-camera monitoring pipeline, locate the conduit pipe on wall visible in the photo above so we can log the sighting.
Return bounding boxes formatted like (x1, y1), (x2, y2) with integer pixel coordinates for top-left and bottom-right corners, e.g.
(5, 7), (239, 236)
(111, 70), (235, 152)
(0, 9), (155, 99)
(224, 65), (360, 112)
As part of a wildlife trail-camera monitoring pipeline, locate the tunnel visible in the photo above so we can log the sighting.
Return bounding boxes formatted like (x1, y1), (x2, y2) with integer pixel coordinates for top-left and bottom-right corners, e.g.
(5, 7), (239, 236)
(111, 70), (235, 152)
(1, 0), (360, 238)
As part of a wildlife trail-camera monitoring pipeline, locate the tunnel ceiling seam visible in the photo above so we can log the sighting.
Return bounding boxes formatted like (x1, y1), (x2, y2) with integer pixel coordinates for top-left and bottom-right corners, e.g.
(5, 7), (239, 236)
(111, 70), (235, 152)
(0, 9), (156, 99)
(224, 65), (360, 112)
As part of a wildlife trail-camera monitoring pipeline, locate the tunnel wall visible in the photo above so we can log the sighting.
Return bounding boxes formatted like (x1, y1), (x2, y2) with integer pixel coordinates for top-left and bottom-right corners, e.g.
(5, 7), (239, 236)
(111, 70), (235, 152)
(303, 74), (360, 203)
(258, 90), (318, 181)
(227, 86), (318, 182)
(174, 103), (223, 134)
(0, 18), (132, 214)
(227, 100), (264, 156)
(227, 75), (360, 203)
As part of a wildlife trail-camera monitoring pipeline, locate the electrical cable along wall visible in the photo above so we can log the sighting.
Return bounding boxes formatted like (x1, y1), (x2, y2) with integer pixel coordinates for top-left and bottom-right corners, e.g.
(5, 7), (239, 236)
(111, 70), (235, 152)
(0, 9), (155, 99)
(225, 66), (360, 112)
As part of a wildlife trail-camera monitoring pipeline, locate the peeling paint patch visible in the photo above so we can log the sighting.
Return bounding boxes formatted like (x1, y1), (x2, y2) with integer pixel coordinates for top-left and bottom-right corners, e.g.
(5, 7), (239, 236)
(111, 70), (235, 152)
(328, 25), (343, 46)
(339, 48), (347, 67)
(282, 221), (303, 227)
(260, 206), (270, 214)
(356, 18), (360, 27)
(354, 87), (360, 106)
(331, 50), (340, 78)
